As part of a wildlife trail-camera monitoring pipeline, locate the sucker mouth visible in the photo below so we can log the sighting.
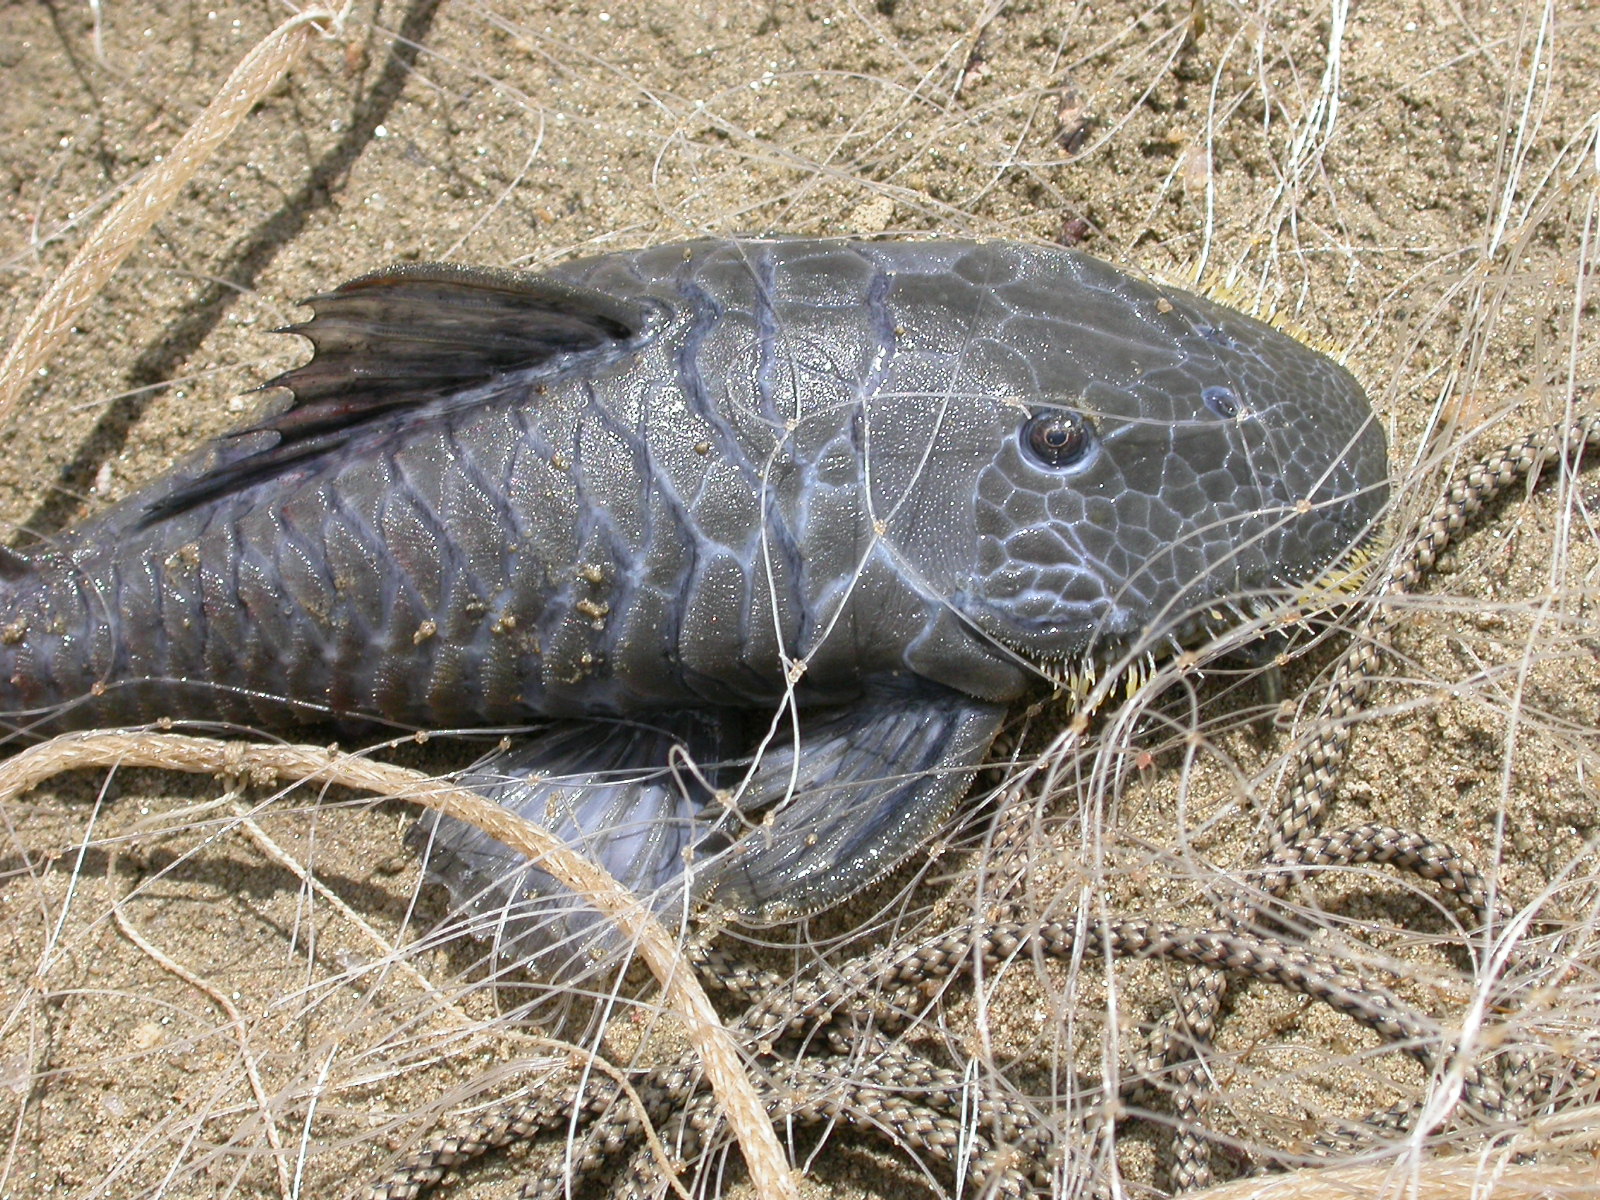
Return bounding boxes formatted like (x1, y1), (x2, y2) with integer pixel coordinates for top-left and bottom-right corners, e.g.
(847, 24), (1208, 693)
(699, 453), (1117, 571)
(1028, 534), (1386, 719)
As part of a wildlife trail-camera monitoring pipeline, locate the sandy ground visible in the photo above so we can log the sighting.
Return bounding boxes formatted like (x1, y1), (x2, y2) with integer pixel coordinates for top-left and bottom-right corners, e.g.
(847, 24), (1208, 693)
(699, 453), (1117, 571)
(1, 1), (1598, 1198)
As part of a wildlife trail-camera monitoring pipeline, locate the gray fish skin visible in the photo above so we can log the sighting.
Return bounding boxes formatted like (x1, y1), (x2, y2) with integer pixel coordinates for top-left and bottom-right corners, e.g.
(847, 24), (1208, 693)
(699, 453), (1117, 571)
(0, 238), (1387, 951)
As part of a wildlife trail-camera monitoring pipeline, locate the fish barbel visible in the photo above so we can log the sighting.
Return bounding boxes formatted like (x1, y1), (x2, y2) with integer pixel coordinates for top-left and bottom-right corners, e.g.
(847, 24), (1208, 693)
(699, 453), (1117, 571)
(0, 238), (1387, 966)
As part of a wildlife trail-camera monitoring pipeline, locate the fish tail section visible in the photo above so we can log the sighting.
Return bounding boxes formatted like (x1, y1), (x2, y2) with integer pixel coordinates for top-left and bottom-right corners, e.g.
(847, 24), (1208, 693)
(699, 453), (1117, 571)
(0, 531), (218, 736)
(0, 547), (60, 736)
(0, 550), (26, 731)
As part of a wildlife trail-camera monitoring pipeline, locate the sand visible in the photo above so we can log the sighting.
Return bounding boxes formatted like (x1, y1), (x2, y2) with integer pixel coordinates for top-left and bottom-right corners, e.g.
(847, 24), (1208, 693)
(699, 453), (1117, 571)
(1, 1), (1597, 1197)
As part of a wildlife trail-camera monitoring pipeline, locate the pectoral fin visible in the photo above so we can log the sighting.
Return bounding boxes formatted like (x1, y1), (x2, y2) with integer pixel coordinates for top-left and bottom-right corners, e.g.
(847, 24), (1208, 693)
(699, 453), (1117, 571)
(693, 686), (1006, 923)
(409, 716), (724, 974)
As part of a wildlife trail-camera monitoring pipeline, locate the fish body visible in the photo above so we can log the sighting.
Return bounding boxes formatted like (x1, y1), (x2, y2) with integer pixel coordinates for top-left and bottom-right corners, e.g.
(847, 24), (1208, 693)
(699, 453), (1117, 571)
(0, 238), (1387, 960)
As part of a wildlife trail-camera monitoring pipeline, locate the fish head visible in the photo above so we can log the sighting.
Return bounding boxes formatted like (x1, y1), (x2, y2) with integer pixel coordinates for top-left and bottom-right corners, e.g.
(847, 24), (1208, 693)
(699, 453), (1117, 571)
(945, 276), (1389, 687)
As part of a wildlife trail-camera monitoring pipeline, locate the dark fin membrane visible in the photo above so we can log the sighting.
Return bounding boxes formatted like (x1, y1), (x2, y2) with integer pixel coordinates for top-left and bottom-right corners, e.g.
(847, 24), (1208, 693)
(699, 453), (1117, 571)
(409, 715), (726, 977)
(693, 684), (1007, 924)
(143, 262), (650, 523)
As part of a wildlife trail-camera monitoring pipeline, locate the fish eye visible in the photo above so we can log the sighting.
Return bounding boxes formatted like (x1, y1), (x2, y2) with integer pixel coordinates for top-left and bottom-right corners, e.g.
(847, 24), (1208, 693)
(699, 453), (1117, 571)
(1021, 409), (1096, 469)
(1203, 386), (1240, 419)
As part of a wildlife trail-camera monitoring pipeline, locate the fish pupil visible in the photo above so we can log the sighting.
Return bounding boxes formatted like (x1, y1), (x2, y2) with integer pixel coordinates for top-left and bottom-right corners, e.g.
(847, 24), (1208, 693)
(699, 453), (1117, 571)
(1023, 409), (1094, 469)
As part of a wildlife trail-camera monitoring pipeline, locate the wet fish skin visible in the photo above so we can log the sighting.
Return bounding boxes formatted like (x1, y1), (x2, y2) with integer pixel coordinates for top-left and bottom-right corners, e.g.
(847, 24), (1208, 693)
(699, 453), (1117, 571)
(0, 238), (1387, 952)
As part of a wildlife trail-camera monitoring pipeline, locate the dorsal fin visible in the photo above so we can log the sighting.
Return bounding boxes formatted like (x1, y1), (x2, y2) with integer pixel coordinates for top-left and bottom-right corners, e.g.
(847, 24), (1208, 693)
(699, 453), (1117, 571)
(141, 263), (649, 523)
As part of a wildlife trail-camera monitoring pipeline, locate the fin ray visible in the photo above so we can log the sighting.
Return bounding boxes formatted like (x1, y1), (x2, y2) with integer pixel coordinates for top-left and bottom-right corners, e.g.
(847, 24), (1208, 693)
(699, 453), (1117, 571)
(143, 262), (648, 523)
(695, 686), (1006, 922)
(411, 714), (727, 974)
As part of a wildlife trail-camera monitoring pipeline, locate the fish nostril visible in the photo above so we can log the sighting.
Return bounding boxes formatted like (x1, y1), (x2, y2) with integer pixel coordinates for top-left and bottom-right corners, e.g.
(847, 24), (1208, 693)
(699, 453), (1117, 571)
(1202, 386), (1240, 419)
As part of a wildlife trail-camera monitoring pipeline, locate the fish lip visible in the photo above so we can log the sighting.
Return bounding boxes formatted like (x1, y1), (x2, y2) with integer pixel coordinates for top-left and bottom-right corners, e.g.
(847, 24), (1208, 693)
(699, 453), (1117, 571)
(979, 534), (1386, 704)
